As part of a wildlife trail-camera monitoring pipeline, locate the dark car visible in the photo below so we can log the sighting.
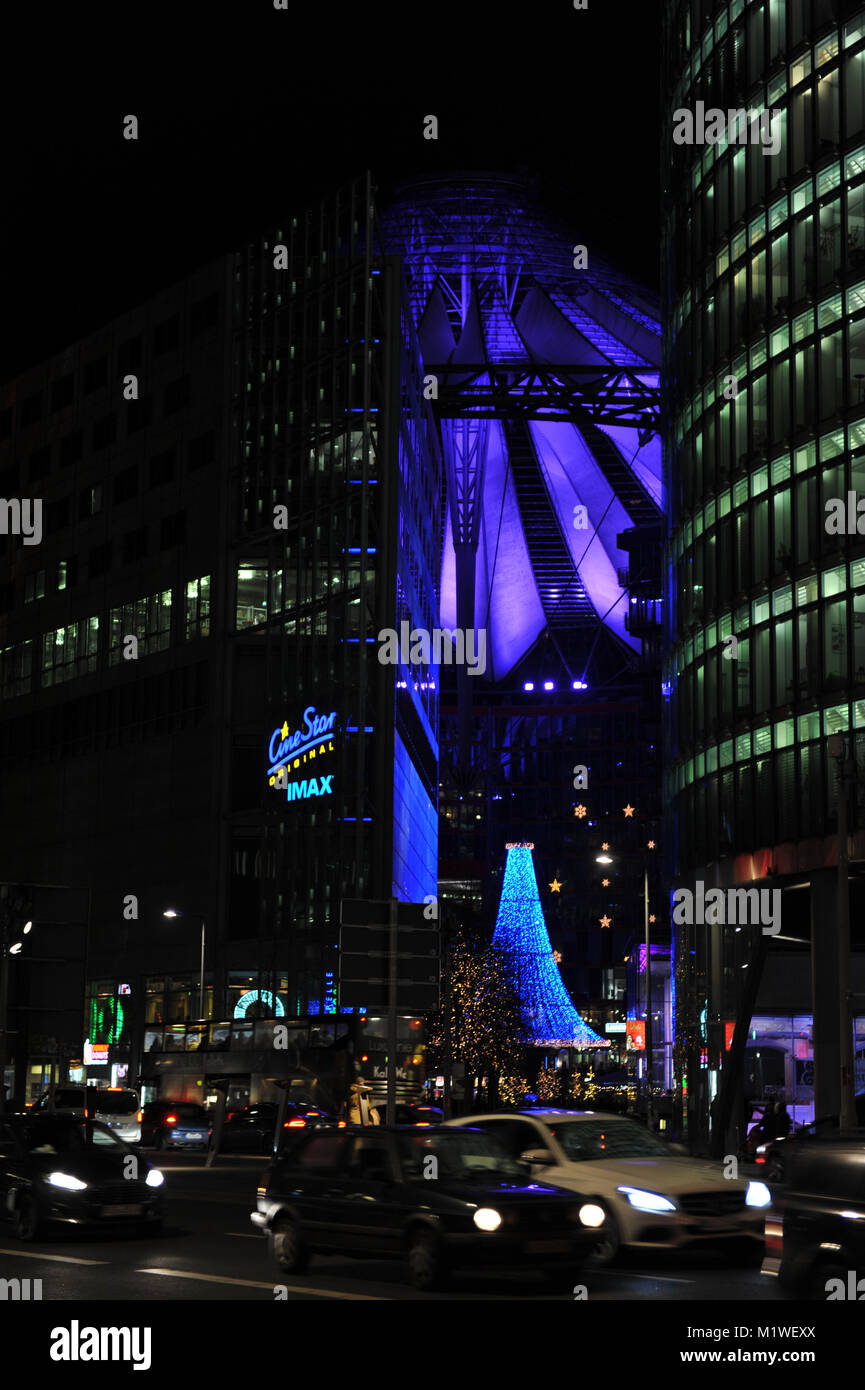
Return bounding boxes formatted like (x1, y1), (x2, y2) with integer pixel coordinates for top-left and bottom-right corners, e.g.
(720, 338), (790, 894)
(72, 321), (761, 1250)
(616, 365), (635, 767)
(0, 1113), (164, 1241)
(374, 1102), (444, 1127)
(220, 1102), (334, 1154)
(762, 1132), (865, 1298)
(140, 1101), (212, 1151)
(757, 1098), (865, 1182)
(251, 1124), (607, 1291)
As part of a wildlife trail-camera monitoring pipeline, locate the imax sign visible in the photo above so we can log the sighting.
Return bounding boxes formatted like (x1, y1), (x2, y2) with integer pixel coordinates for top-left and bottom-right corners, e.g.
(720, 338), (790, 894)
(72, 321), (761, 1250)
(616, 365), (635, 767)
(286, 775), (333, 801)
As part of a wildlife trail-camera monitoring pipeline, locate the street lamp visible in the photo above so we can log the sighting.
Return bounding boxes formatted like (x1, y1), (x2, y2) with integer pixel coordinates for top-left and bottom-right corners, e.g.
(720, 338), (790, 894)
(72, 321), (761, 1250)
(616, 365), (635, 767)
(162, 909), (207, 1023)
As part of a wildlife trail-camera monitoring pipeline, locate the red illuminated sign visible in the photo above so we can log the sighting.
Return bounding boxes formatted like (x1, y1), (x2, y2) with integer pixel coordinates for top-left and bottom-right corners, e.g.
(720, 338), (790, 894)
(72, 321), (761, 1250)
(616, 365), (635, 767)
(626, 1020), (645, 1051)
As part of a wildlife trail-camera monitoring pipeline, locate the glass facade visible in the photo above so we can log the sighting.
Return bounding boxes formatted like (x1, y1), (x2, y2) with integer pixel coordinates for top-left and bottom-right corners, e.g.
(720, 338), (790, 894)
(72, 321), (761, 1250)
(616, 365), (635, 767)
(663, 0), (865, 1141)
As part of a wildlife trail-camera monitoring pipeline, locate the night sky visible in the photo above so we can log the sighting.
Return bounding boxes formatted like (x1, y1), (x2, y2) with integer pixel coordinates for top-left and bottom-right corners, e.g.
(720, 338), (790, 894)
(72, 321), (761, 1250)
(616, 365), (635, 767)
(3, 2), (661, 382)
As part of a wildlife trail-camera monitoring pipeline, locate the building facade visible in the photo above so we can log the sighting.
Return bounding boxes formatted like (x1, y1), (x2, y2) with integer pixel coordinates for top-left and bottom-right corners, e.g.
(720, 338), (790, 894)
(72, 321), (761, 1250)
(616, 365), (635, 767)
(662, 0), (865, 1144)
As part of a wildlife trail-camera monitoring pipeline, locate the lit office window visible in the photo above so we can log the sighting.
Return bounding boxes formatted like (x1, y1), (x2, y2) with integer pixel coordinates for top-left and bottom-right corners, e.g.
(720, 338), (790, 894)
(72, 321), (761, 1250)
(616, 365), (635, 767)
(108, 590), (172, 664)
(41, 617), (99, 686)
(185, 576), (211, 640)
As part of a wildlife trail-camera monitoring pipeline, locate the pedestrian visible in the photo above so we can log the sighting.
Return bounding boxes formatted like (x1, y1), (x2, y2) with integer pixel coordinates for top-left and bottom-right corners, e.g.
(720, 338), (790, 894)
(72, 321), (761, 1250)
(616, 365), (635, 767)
(346, 1076), (379, 1125)
(773, 1101), (792, 1139)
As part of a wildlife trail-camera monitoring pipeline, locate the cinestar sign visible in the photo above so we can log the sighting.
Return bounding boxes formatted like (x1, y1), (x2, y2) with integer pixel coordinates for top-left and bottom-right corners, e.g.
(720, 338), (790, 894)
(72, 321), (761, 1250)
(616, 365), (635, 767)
(267, 705), (337, 801)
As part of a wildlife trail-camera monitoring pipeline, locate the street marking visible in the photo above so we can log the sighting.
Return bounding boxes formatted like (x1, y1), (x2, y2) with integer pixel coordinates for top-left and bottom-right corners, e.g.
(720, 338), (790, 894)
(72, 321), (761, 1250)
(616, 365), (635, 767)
(0, 1247), (109, 1266)
(137, 1267), (383, 1298)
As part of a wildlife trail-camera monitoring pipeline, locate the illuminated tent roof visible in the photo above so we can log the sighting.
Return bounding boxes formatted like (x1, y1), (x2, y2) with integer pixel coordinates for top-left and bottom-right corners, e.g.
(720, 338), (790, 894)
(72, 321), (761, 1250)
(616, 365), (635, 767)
(491, 842), (609, 1049)
(382, 175), (662, 684)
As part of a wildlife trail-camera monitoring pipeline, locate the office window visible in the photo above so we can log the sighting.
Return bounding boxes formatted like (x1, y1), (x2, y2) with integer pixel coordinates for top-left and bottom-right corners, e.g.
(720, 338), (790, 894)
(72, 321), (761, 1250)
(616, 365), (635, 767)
(187, 430), (215, 471)
(113, 464), (138, 503)
(159, 512), (186, 549)
(79, 484), (103, 519)
(164, 375), (190, 415)
(41, 617), (99, 686)
(50, 375), (74, 412)
(126, 396), (153, 433)
(92, 414), (116, 451)
(109, 590), (172, 663)
(0, 640), (32, 699)
(28, 445), (50, 482)
(121, 526), (148, 565)
(185, 576), (211, 640)
(20, 392), (42, 427)
(24, 570), (45, 603)
(60, 430), (83, 467)
(45, 496), (71, 534)
(56, 559), (73, 592)
(88, 541), (112, 579)
(83, 356), (108, 393)
(152, 316), (179, 355)
(117, 337), (142, 373)
(149, 448), (176, 487)
(236, 561), (269, 628)
(190, 293), (218, 336)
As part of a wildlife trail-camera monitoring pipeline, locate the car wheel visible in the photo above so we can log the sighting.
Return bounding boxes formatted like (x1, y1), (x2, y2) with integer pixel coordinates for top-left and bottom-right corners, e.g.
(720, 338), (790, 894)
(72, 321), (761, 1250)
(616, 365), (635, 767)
(13, 1193), (43, 1243)
(272, 1217), (310, 1274)
(407, 1228), (449, 1292)
(592, 1209), (622, 1265)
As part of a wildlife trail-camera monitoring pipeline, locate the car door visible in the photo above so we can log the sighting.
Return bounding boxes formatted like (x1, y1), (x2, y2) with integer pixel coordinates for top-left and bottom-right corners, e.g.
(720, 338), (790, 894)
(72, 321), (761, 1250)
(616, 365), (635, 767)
(337, 1134), (404, 1255)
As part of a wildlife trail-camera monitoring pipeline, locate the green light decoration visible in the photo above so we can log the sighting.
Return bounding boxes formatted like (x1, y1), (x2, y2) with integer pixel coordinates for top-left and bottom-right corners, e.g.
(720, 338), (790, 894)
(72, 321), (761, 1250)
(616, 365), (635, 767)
(89, 995), (125, 1045)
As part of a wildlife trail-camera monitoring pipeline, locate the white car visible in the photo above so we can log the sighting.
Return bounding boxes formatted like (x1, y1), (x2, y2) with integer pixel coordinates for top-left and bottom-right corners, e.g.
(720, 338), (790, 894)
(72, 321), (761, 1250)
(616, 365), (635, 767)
(35, 1087), (142, 1144)
(446, 1109), (769, 1263)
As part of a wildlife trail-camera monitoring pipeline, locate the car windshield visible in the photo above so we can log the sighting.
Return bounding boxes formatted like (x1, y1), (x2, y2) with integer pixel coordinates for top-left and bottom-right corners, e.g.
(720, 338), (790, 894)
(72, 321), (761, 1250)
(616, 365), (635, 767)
(398, 1130), (524, 1180)
(91, 1091), (138, 1114)
(548, 1120), (674, 1161)
(17, 1119), (130, 1155)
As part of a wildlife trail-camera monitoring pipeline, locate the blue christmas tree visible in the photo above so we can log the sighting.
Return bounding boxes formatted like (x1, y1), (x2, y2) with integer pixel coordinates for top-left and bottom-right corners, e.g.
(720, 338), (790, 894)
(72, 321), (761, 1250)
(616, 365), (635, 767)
(492, 842), (609, 1049)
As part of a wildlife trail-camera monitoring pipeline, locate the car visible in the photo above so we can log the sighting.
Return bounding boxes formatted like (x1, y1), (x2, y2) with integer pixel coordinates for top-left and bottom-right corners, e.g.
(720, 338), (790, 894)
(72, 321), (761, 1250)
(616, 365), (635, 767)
(757, 1098), (865, 1182)
(0, 1113), (164, 1241)
(140, 1101), (212, 1151)
(374, 1102), (444, 1127)
(446, 1109), (769, 1264)
(34, 1087), (142, 1144)
(219, 1102), (335, 1154)
(251, 1123), (607, 1291)
(762, 1132), (865, 1297)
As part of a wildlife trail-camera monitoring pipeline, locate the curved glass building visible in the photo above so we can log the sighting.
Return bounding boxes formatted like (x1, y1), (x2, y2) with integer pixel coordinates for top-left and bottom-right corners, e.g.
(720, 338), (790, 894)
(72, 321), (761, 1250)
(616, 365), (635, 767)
(663, 0), (865, 1140)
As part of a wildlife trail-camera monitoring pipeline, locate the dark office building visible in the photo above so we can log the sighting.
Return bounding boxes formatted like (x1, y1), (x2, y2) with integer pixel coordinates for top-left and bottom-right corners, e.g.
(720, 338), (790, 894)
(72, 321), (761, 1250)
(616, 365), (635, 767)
(0, 175), (440, 1105)
(662, 0), (865, 1142)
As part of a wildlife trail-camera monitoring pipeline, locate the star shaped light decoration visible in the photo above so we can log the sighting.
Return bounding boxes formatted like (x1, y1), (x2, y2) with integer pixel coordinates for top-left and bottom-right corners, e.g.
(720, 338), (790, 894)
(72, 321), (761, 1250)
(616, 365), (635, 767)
(649, 914), (657, 923)
(601, 842), (610, 852)
(574, 804), (587, 819)
(552, 949), (562, 963)
(549, 878), (562, 893)
(601, 877), (610, 887)
(647, 839), (656, 849)
(623, 804), (635, 818)
(599, 914), (612, 928)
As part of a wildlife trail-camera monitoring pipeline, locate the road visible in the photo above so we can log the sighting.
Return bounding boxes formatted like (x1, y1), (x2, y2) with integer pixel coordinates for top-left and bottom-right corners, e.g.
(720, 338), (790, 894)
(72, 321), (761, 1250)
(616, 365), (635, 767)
(0, 1154), (795, 1302)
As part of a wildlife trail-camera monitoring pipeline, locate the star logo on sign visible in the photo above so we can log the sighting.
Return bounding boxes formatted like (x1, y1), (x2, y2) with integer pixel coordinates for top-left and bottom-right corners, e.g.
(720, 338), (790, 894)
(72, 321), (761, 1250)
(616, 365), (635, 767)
(623, 804), (635, 818)
(574, 804), (587, 819)
(549, 878), (562, 893)
(281, 721), (289, 739)
(599, 915), (612, 929)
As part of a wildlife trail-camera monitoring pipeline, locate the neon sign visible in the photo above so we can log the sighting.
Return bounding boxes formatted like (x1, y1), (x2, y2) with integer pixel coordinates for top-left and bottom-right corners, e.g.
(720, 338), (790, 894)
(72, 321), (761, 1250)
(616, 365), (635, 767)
(267, 705), (338, 799)
(233, 989), (286, 1019)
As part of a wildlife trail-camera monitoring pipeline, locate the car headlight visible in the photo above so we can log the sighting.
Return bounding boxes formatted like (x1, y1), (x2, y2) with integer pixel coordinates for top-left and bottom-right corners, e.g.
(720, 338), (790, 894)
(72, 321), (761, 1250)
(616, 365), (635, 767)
(47, 1171), (88, 1192)
(473, 1207), (502, 1232)
(145, 1169), (164, 1188)
(577, 1203), (606, 1228)
(746, 1181), (772, 1208)
(617, 1186), (676, 1213)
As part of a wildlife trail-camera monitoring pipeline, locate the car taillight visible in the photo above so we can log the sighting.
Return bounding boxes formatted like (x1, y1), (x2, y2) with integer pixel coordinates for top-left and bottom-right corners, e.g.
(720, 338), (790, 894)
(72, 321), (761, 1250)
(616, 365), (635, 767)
(165, 1114), (177, 1125)
(284, 1118), (306, 1128)
(338, 1120), (346, 1128)
(137, 1111), (143, 1123)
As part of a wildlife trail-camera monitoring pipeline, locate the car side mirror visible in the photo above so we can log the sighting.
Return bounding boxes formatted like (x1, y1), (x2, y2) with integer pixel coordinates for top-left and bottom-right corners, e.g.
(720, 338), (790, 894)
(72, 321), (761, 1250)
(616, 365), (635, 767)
(520, 1148), (554, 1166)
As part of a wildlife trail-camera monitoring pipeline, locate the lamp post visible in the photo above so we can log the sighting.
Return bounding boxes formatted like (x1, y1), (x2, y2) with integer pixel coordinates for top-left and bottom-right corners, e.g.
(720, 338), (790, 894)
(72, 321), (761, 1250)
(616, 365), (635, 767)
(0, 915), (33, 1112)
(162, 910), (207, 1023)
